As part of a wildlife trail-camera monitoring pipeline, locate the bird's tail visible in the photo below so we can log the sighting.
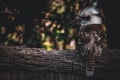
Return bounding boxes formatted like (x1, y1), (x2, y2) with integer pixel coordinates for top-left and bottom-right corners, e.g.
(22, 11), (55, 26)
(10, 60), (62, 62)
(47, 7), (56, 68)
(86, 54), (96, 77)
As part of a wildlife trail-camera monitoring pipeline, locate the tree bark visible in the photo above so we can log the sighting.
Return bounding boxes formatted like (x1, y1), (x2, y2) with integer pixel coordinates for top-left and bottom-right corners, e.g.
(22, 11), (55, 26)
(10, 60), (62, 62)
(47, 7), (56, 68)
(0, 45), (120, 80)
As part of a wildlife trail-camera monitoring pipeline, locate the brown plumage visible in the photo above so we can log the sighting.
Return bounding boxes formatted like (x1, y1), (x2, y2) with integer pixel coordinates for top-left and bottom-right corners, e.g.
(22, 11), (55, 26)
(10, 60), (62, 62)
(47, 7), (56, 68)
(78, 24), (106, 77)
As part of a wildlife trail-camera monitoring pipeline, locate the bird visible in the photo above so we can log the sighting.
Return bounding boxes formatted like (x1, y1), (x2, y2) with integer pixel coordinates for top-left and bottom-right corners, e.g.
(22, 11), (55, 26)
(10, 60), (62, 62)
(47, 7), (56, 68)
(78, 24), (106, 77)
(77, 0), (106, 78)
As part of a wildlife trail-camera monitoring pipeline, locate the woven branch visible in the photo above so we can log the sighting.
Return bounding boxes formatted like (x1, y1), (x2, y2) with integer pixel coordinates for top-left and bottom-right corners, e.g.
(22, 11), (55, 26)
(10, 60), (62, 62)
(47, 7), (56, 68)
(0, 45), (120, 80)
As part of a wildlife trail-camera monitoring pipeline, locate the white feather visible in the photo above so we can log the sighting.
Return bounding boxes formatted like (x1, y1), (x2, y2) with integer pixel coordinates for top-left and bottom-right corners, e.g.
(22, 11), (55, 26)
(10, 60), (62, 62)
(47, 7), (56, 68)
(80, 5), (102, 26)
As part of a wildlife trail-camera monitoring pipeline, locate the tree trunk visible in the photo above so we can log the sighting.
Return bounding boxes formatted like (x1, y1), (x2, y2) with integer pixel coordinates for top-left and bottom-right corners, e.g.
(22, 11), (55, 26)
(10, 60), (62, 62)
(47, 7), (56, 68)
(0, 45), (120, 80)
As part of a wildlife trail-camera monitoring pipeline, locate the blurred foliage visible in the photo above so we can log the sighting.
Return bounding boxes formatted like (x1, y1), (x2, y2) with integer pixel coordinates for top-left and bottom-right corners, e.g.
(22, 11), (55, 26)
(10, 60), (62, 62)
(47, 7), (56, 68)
(0, 0), (107, 50)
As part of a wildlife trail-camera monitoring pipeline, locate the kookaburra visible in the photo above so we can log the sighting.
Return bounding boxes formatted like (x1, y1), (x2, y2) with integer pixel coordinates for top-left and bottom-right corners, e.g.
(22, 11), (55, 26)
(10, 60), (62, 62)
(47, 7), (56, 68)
(78, 0), (106, 77)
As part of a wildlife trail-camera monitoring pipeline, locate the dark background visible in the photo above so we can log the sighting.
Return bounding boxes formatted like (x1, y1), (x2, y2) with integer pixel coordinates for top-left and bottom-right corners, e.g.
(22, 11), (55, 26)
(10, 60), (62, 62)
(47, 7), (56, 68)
(101, 0), (120, 49)
(0, 0), (120, 49)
